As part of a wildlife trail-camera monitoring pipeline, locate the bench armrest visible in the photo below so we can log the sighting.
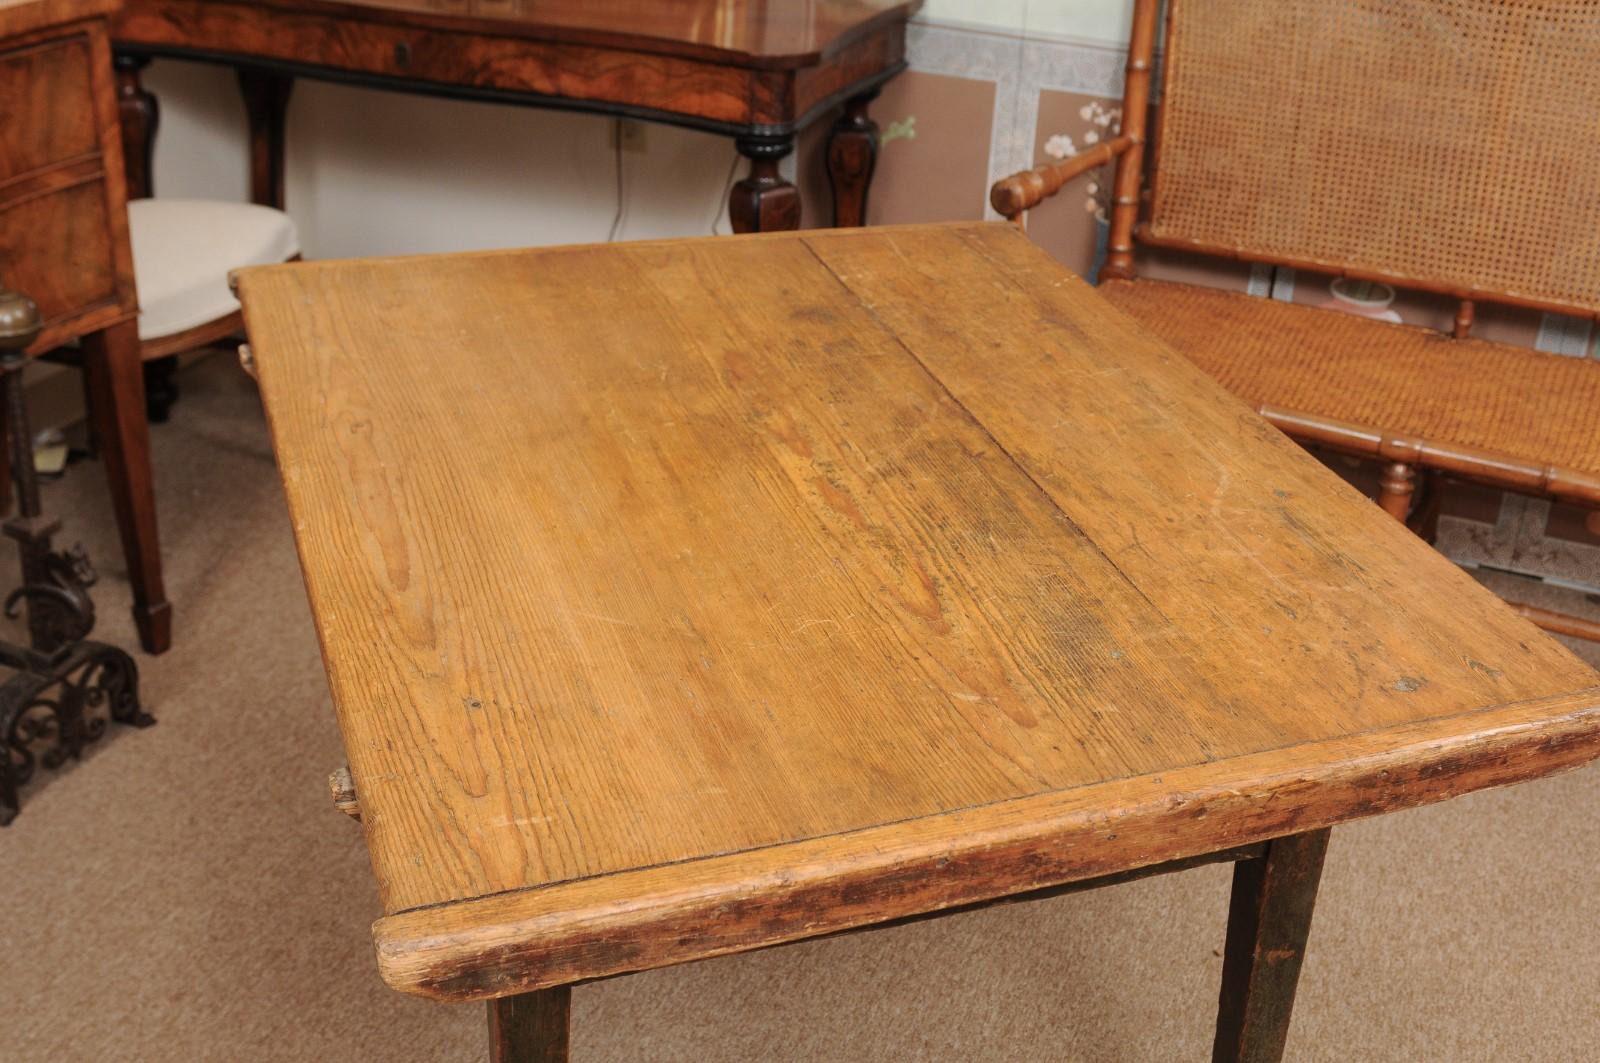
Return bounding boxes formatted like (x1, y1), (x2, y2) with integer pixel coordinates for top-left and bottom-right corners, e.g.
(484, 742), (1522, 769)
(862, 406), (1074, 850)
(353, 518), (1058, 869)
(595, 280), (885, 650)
(990, 134), (1135, 221)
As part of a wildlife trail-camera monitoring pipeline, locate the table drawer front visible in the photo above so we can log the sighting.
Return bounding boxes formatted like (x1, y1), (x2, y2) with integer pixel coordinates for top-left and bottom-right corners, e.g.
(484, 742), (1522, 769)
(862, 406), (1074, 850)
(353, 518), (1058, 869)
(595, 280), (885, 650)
(0, 179), (117, 329)
(0, 35), (100, 185)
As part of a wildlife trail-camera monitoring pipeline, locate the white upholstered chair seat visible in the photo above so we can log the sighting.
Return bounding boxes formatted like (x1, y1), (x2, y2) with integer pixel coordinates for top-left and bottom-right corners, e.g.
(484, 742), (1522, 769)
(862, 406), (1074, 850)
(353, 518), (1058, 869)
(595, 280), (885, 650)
(127, 198), (299, 341)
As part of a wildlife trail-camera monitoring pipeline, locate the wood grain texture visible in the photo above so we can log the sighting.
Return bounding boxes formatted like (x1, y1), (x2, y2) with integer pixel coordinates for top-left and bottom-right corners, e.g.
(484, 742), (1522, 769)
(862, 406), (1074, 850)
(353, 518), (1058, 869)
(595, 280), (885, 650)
(372, 686), (1600, 1000)
(112, 0), (918, 131)
(119, 0), (919, 69)
(234, 222), (1600, 999)
(0, 0), (116, 39)
(0, 33), (97, 184)
(0, 178), (117, 330)
(0, 15), (137, 352)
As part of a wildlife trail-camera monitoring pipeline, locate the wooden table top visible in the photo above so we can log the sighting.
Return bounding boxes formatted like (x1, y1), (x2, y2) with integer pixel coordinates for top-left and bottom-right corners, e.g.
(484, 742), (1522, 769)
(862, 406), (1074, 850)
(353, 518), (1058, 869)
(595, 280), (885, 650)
(115, 0), (921, 66)
(235, 222), (1600, 1003)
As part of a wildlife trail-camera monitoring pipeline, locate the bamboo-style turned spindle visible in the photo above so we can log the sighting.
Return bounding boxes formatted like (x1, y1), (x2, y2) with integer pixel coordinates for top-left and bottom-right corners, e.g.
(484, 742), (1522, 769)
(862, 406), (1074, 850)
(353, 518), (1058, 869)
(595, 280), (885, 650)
(1099, 0), (1159, 281)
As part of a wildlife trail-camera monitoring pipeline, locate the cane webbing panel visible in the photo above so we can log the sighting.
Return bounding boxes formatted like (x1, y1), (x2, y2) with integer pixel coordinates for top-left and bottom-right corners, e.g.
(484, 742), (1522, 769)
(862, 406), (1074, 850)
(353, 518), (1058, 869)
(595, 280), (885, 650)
(1101, 278), (1600, 478)
(1150, 0), (1600, 313)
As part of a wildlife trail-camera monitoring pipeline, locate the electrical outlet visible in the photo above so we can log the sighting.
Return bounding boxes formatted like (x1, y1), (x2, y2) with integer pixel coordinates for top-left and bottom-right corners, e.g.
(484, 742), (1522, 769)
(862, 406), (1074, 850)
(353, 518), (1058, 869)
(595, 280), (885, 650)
(614, 119), (648, 153)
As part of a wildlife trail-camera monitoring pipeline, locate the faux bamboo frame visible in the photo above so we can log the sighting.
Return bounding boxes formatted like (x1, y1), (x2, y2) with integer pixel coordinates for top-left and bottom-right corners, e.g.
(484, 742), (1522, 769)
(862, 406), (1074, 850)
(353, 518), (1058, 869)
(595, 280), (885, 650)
(991, 0), (1600, 641)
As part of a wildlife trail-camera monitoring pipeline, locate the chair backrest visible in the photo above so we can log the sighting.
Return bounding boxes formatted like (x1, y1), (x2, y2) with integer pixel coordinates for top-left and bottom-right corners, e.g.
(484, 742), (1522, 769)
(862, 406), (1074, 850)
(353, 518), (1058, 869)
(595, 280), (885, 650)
(1136, 0), (1600, 318)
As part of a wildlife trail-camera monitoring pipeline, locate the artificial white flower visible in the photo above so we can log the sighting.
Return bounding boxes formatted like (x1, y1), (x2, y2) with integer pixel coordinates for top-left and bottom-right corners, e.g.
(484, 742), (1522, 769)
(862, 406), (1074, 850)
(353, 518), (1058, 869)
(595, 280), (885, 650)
(1044, 133), (1076, 159)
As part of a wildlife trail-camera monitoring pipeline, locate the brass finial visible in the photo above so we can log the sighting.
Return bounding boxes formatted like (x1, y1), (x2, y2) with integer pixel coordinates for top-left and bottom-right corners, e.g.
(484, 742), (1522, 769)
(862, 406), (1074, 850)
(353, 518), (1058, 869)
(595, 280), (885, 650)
(0, 283), (41, 354)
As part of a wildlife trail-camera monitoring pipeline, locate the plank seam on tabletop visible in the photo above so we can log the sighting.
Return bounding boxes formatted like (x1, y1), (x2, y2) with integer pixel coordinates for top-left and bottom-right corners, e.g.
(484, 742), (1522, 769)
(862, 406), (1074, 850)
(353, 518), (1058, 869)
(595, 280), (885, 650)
(792, 232), (1173, 619)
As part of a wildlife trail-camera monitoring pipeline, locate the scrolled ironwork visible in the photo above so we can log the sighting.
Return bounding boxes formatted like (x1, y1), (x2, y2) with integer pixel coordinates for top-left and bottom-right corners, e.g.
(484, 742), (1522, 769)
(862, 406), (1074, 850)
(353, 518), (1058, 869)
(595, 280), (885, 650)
(0, 641), (148, 825)
(0, 282), (151, 824)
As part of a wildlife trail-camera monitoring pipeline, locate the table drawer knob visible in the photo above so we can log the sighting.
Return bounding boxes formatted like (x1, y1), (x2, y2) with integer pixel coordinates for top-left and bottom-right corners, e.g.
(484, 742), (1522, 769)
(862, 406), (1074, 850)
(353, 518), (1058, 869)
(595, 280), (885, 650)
(328, 765), (361, 820)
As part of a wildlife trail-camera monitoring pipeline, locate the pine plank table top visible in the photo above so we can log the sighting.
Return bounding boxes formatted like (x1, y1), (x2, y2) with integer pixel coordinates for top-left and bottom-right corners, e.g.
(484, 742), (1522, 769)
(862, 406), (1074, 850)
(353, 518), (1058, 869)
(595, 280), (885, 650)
(234, 221), (1600, 1007)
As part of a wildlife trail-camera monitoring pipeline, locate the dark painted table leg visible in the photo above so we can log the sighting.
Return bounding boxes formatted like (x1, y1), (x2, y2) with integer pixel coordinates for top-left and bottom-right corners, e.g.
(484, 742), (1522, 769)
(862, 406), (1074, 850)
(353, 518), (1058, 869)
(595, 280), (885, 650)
(826, 88), (881, 228)
(729, 133), (799, 233)
(113, 53), (158, 200)
(487, 986), (571, 1063)
(1212, 828), (1331, 1063)
(237, 68), (294, 210)
(80, 321), (171, 655)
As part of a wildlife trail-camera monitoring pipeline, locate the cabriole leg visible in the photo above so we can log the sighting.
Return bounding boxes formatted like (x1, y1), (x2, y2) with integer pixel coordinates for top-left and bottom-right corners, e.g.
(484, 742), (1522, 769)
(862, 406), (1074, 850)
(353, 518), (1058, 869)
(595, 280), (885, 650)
(1212, 828), (1331, 1063)
(487, 986), (571, 1063)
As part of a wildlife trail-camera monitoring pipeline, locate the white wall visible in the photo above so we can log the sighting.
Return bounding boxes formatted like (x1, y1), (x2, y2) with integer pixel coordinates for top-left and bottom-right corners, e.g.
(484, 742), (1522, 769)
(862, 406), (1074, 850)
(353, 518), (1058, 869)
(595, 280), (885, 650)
(144, 2), (1136, 260)
(923, 0), (1132, 44)
(147, 63), (743, 258)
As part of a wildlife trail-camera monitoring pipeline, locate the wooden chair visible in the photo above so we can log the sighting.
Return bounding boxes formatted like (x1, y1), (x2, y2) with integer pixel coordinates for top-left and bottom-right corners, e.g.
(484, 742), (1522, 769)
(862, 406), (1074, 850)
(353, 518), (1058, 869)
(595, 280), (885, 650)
(125, 196), (298, 419)
(112, 57), (298, 420)
(991, 0), (1600, 642)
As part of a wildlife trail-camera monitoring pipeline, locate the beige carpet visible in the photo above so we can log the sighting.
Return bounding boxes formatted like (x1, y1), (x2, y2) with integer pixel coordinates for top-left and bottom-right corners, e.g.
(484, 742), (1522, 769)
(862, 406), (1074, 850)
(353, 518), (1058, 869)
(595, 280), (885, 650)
(4, 353), (1599, 1062)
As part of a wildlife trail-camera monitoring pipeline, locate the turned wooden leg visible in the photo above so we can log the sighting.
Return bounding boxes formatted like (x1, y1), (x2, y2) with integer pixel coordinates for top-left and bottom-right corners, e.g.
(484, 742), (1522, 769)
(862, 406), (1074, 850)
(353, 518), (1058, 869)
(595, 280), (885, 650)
(1377, 462), (1414, 522)
(81, 320), (171, 654)
(729, 134), (799, 233)
(1212, 829), (1331, 1063)
(237, 68), (293, 210)
(826, 88), (880, 228)
(1406, 470), (1443, 542)
(143, 355), (180, 424)
(487, 987), (571, 1063)
(114, 53), (158, 200)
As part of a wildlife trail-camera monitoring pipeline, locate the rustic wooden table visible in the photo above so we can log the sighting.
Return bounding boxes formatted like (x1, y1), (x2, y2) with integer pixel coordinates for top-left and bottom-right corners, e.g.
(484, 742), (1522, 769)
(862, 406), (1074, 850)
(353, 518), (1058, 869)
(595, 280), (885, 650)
(235, 222), (1600, 1062)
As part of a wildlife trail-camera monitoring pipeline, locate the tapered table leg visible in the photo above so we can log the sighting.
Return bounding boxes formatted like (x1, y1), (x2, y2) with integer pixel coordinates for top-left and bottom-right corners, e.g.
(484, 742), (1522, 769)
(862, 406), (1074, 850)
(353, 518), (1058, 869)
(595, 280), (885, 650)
(1213, 828), (1331, 1063)
(80, 320), (171, 654)
(729, 133), (799, 233)
(826, 88), (881, 228)
(487, 986), (571, 1063)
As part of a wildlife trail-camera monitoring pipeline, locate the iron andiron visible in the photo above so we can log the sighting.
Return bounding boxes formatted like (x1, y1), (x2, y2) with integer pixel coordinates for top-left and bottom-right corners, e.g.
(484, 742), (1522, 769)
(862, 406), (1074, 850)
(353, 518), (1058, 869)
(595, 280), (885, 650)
(0, 281), (150, 826)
